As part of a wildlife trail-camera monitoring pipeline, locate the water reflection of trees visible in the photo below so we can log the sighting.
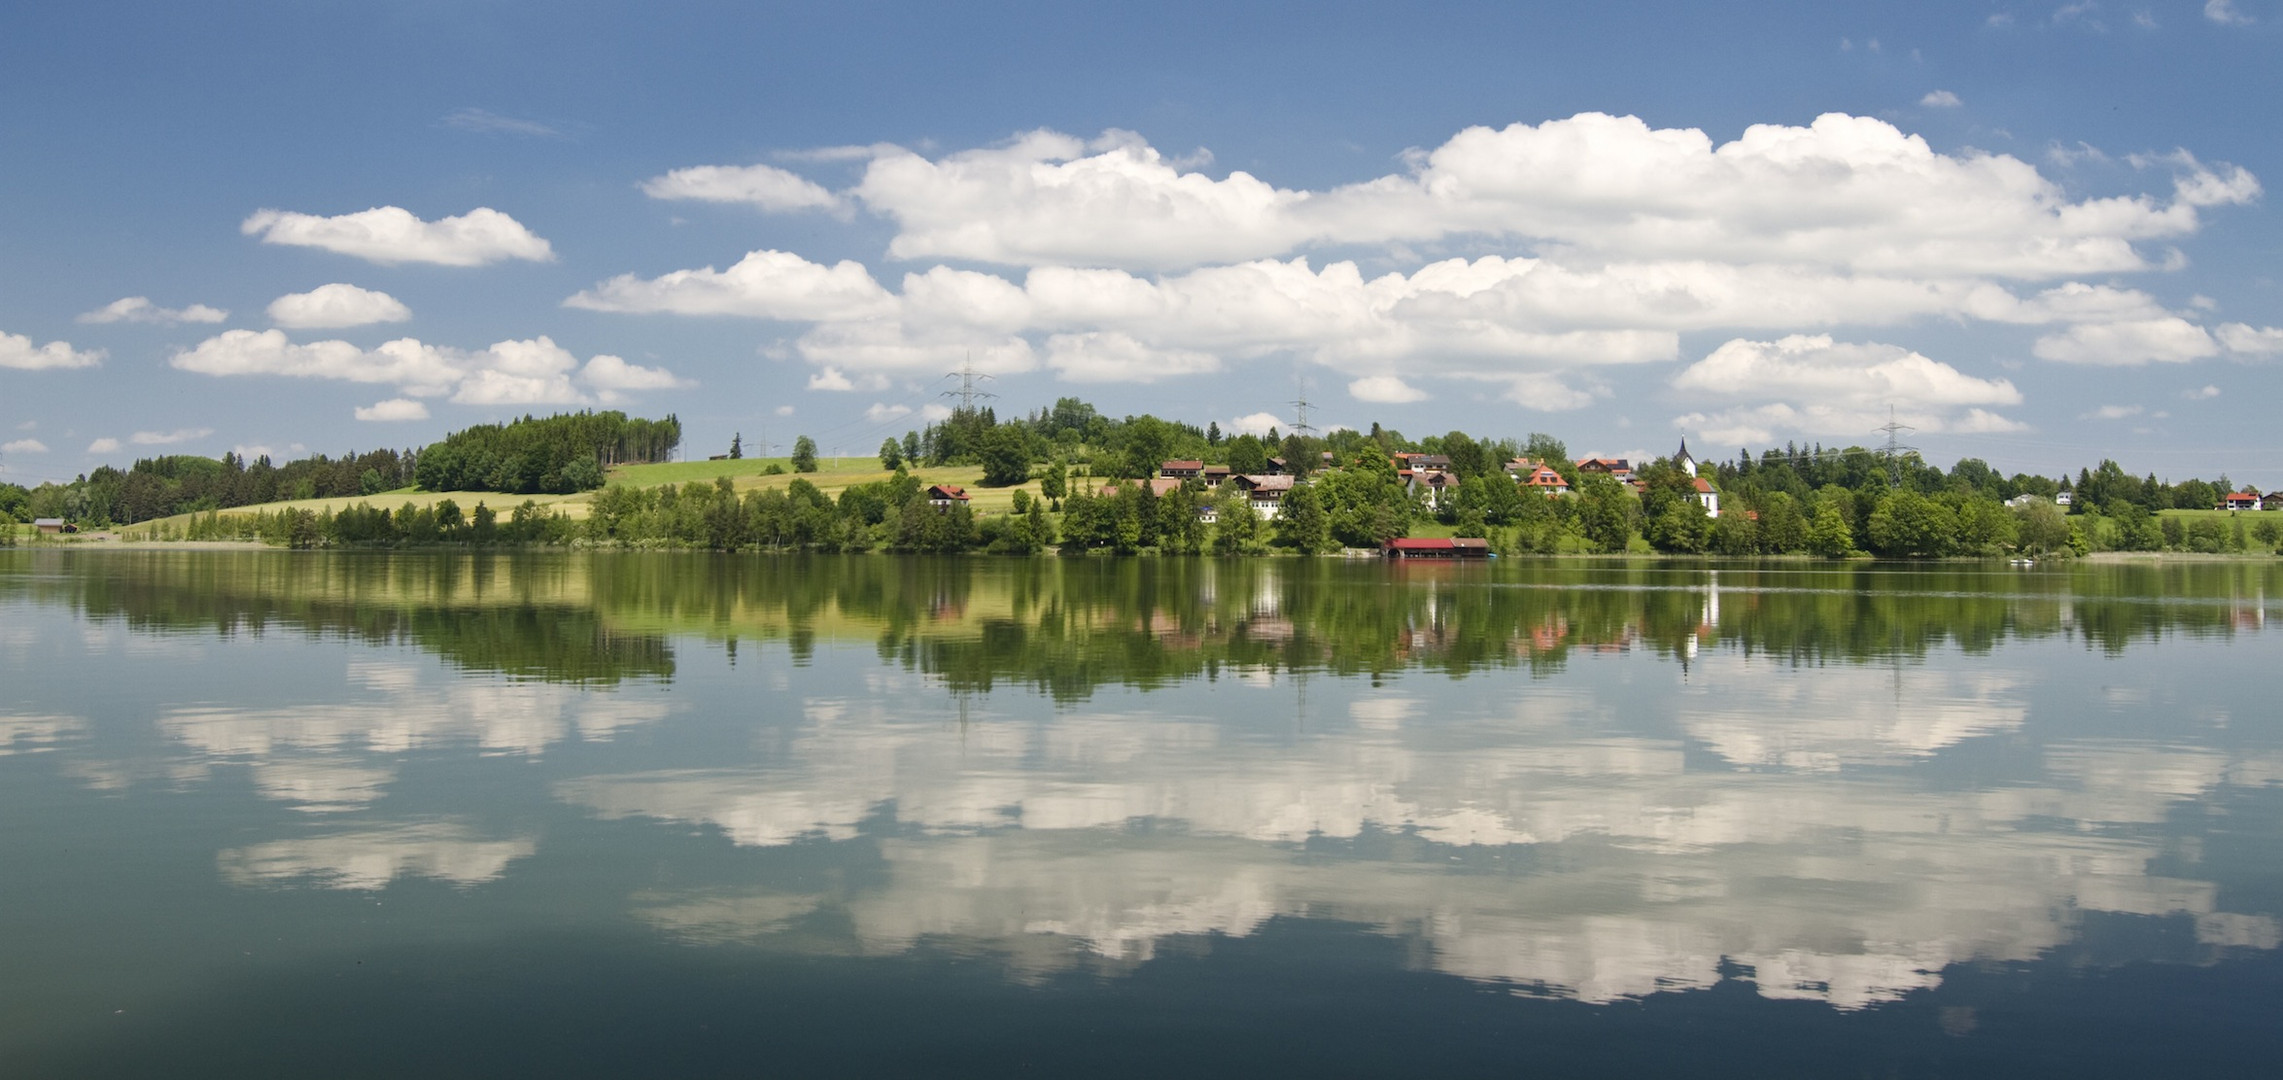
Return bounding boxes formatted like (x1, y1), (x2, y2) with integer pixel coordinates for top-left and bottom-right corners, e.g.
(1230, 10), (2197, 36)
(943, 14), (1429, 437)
(7, 551), (2275, 692)
(3, 550), (673, 684)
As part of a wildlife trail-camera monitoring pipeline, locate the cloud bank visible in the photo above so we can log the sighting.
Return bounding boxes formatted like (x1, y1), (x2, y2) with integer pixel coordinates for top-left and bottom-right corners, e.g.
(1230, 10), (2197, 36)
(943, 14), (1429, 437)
(170, 330), (686, 412)
(587, 113), (2263, 434)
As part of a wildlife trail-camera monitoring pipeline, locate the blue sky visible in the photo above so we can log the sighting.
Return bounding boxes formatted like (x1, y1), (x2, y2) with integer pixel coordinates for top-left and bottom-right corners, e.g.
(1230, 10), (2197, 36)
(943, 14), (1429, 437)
(3, 1), (2279, 486)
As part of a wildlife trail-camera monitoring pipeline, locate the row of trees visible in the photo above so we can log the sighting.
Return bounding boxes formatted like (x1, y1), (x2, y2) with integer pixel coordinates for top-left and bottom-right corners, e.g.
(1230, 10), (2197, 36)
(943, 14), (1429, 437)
(413, 411), (680, 494)
(1, 449), (413, 528)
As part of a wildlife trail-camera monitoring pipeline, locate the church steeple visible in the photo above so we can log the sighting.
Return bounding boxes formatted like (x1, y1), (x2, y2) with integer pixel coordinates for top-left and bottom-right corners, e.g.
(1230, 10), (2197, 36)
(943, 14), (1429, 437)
(1676, 435), (1697, 478)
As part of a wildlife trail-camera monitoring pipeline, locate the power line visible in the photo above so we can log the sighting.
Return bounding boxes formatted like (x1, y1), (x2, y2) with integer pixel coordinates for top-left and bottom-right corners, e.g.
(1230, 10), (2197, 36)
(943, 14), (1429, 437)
(1290, 377), (1317, 437)
(1873, 405), (1918, 489)
(941, 353), (997, 413)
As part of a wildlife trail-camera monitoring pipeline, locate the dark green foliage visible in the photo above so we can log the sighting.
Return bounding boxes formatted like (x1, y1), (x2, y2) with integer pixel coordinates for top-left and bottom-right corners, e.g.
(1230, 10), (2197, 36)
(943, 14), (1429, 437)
(417, 411), (677, 494)
(978, 424), (1032, 486)
(790, 436), (818, 473)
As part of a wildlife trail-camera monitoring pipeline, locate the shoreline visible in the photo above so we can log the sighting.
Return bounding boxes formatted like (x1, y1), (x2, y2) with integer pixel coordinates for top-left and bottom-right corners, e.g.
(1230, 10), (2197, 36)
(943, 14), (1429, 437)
(9, 538), (2278, 562)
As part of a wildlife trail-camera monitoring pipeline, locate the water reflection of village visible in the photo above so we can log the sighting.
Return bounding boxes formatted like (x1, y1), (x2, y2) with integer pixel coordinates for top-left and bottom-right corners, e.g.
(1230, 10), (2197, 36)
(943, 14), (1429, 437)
(8, 550), (2283, 1012)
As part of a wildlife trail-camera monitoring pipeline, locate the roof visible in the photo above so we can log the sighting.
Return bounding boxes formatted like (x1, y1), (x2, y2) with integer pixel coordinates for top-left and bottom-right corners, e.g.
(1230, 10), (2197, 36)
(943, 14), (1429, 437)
(1692, 477), (1716, 493)
(33, 517), (65, 527)
(927, 484), (969, 500)
(1160, 460), (1204, 471)
(1236, 474), (1293, 492)
(1384, 537), (1490, 551)
(1576, 457), (1632, 472)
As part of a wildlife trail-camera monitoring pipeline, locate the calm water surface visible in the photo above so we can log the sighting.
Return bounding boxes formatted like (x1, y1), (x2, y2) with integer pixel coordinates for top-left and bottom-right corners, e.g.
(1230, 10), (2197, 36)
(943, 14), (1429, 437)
(3, 550), (2280, 1077)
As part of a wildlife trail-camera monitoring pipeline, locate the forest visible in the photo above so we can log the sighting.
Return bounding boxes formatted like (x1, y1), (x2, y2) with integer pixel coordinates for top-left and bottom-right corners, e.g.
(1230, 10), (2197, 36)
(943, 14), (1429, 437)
(6, 396), (2276, 558)
(2, 410), (678, 527)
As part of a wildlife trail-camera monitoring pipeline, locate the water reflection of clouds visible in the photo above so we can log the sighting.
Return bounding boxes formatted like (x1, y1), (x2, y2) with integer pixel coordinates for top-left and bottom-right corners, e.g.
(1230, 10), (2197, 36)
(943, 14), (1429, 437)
(0, 713), (88, 755)
(152, 668), (670, 811)
(560, 673), (2283, 1011)
(1677, 663), (2028, 770)
(219, 822), (536, 889)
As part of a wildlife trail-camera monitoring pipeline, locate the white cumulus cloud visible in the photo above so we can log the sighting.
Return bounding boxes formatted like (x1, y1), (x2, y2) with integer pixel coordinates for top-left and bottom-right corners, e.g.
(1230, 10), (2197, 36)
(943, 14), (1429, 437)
(86, 438), (122, 454)
(1671, 335), (2025, 444)
(2032, 318), (2220, 365)
(76, 297), (227, 325)
(641, 163), (844, 213)
(267, 284), (413, 329)
(864, 402), (913, 423)
(2216, 323), (2283, 356)
(1228, 412), (1285, 437)
(131, 428), (213, 446)
(1, 331), (105, 371)
(2, 438), (48, 454)
(1043, 332), (1220, 383)
(170, 330), (685, 410)
(355, 399), (430, 422)
(2081, 404), (2145, 420)
(1348, 375), (1428, 403)
(242, 206), (554, 266)
(566, 249), (895, 320)
(1920, 90), (1963, 108)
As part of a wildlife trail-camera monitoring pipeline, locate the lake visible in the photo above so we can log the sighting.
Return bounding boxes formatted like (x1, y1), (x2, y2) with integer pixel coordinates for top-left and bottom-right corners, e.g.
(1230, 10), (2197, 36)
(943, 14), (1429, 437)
(3, 550), (2280, 1077)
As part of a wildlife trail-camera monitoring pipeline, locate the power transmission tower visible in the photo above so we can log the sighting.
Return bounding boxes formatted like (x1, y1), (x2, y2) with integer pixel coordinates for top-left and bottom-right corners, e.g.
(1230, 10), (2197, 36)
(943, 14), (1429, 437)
(1873, 405), (1918, 489)
(1289, 377), (1317, 437)
(941, 353), (997, 413)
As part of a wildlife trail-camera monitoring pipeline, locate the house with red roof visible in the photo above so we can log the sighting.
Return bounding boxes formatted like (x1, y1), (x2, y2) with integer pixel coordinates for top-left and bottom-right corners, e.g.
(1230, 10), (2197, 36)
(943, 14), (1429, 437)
(927, 484), (970, 511)
(1383, 537), (1492, 559)
(2221, 491), (2260, 511)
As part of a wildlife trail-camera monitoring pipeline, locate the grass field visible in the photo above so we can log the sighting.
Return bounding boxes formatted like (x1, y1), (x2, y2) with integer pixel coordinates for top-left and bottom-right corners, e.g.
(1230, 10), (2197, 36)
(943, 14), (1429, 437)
(103, 457), (1050, 539)
(610, 457), (1048, 514)
(2159, 508), (2278, 522)
(116, 488), (598, 538)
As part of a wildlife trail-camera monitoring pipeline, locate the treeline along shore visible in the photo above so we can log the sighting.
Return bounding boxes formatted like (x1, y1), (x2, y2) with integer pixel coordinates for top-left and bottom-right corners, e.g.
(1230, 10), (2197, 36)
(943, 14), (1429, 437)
(5, 398), (2279, 558)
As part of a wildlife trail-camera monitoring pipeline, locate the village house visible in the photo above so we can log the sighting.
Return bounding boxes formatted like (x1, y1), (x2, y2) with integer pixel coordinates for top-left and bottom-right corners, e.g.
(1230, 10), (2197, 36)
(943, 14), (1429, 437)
(1505, 458), (1570, 496)
(926, 484), (970, 511)
(2056, 491), (2074, 507)
(1690, 476), (1721, 519)
(1233, 474), (1292, 516)
(1158, 460), (1204, 481)
(2265, 492), (2283, 511)
(2221, 491), (2261, 511)
(1400, 468), (1456, 508)
(33, 517), (72, 536)
(1575, 457), (1634, 484)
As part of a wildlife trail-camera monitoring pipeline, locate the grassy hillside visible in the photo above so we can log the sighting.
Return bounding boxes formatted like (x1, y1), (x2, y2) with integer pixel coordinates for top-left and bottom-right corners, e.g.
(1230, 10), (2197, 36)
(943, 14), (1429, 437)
(116, 488), (599, 538)
(609, 457), (1050, 514)
(107, 457), (1056, 539)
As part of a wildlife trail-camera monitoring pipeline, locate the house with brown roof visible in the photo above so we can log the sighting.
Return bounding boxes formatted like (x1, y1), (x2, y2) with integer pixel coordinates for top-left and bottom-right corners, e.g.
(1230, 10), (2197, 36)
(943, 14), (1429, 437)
(1691, 476), (1722, 518)
(1383, 537), (1492, 559)
(927, 484), (970, 511)
(1233, 474), (1293, 516)
(33, 517), (71, 535)
(1159, 460), (1205, 480)
(1506, 459), (1570, 496)
(1576, 457), (1634, 483)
